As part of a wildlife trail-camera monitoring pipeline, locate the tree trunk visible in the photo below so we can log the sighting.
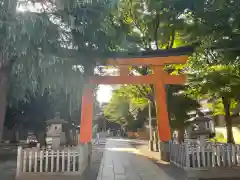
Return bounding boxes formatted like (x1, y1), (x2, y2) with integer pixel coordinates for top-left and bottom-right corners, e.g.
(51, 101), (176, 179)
(222, 96), (235, 144)
(36, 131), (46, 147)
(0, 0), (17, 141)
(0, 68), (9, 141)
(177, 128), (185, 143)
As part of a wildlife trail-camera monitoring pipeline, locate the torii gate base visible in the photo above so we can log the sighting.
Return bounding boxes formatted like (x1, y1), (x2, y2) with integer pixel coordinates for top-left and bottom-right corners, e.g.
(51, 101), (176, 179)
(79, 54), (188, 144)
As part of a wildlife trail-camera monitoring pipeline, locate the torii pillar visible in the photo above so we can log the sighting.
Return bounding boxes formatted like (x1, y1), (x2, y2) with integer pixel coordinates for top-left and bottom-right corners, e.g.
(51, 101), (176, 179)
(79, 85), (94, 143)
(152, 66), (171, 142)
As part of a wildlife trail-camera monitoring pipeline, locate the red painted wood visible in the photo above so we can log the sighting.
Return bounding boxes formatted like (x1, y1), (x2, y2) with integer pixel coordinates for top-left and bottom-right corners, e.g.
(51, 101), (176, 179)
(107, 55), (188, 66)
(152, 66), (171, 142)
(89, 74), (185, 85)
(79, 86), (94, 143)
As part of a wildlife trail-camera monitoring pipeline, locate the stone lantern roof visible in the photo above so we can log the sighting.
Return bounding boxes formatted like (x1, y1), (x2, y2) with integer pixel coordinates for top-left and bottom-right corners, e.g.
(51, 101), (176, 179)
(187, 116), (212, 124)
(46, 112), (68, 125)
(186, 111), (214, 138)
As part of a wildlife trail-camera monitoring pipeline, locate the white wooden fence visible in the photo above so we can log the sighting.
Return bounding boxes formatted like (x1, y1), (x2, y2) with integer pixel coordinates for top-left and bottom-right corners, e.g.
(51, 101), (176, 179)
(169, 142), (240, 169)
(16, 144), (90, 177)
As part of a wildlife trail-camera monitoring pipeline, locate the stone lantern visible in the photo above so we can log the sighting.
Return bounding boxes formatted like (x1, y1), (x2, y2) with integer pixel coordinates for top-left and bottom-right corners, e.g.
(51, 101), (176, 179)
(46, 112), (68, 149)
(186, 114), (215, 145)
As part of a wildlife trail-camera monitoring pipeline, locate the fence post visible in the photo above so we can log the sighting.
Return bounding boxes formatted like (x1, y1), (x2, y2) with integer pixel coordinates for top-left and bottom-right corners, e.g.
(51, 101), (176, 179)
(16, 146), (22, 177)
(191, 145), (195, 168)
(174, 144), (178, 165)
(56, 150), (60, 172)
(237, 145), (240, 166)
(23, 150), (27, 172)
(67, 148), (71, 172)
(222, 145), (226, 166)
(40, 150), (43, 172)
(78, 145), (83, 172)
(45, 151), (49, 172)
(196, 145), (201, 168)
(28, 150), (32, 172)
(211, 143), (216, 167)
(200, 144), (206, 167)
(216, 145), (221, 166)
(34, 151), (38, 172)
(180, 144), (184, 168)
(73, 148), (76, 172)
(62, 149), (65, 172)
(51, 150), (54, 172)
(169, 141), (172, 162)
(185, 143), (190, 168)
(232, 144), (236, 166)
(227, 143), (231, 166)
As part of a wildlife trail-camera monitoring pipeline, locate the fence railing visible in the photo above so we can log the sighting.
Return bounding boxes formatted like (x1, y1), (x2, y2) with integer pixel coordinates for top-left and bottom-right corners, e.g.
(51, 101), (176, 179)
(16, 144), (90, 177)
(169, 142), (240, 169)
(169, 143), (187, 168)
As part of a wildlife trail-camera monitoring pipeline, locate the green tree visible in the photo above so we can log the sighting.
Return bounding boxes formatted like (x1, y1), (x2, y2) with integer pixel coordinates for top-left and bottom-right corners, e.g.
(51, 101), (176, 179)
(104, 88), (131, 126)
(183, 0), (240, 143)
(0, 0), (127, 140)
(104, 83), (198, 140)
(167, 85), (199, 142)
(187, 64), (240, 143)
(104, 92), (147, 131)
(0, 0), (65, 139)
(4, 90), (53, 143)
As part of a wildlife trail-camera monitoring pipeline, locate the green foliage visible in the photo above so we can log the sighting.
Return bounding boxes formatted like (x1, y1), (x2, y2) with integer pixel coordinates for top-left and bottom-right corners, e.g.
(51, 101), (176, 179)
(5, 91), (53, 132)
(207, 98), (238, 116)
(1, 0), (129, 108)
(167, 85), (200, 130)
(104, 86), (150, 129)
(104, 88), (130, 121)
(210, 132), (227, 143)
(115, 0), (190, 50)
(53, 0), (130, 64)
(188, 64), (240, 99)
(0, 0), (86, 111)
(182, 0), (240, 143)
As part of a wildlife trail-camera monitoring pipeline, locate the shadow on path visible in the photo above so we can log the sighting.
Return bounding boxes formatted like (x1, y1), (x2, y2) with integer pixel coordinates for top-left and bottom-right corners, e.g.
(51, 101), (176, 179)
(131, 140), (186, 180)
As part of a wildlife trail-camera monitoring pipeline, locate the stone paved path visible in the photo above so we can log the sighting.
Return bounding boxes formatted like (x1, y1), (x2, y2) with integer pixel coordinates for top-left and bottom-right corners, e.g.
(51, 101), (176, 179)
(130, 139), (186, 180)
(97, 138), (183, 180)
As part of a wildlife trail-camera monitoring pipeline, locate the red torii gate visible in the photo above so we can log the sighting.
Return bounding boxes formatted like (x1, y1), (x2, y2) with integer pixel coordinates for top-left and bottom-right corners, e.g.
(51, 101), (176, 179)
(79, 47), (192, 143)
